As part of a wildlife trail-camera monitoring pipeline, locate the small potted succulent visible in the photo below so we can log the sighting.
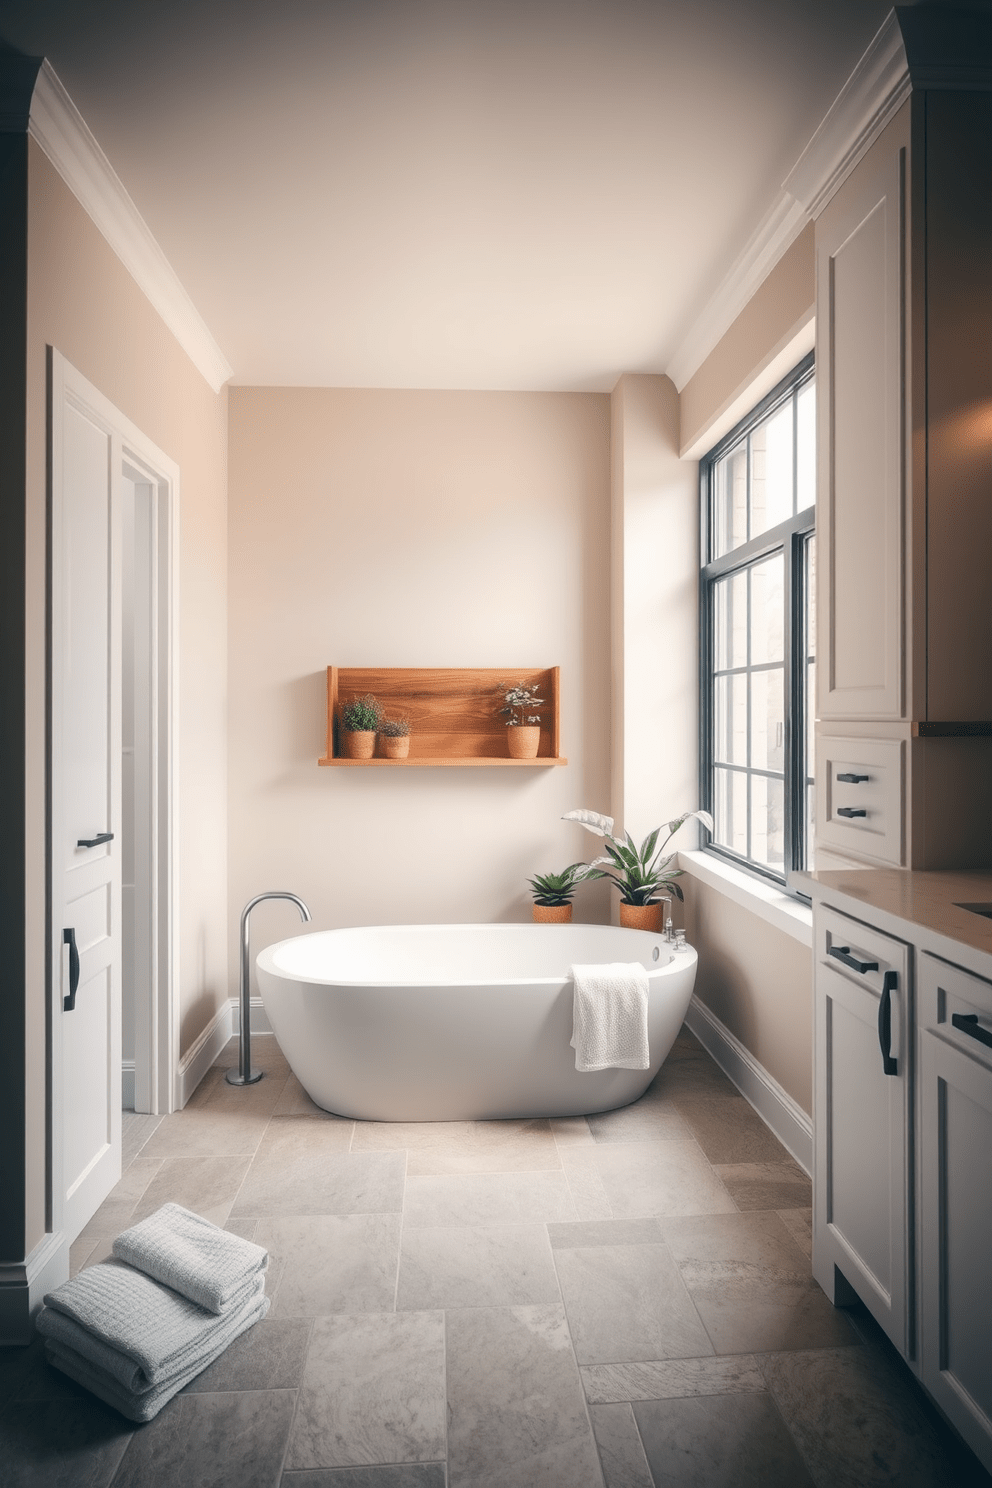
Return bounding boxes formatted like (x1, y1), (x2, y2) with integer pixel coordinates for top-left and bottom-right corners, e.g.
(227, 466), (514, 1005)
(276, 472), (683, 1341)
(496, 681), (545, 759)
(340, 693), (382, 759)
(526, 862), (590, 924)
(378, 716), (411, 760)
(563, 807), (714, 932)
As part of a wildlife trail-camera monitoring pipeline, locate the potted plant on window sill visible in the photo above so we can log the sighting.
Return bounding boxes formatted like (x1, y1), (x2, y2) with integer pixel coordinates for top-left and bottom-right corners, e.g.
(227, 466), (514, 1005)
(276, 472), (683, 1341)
(526, 863), (590, 924)
(497, 681), (545, 759)
(563, 807), (713, 933)
(340, 694), (382, 759)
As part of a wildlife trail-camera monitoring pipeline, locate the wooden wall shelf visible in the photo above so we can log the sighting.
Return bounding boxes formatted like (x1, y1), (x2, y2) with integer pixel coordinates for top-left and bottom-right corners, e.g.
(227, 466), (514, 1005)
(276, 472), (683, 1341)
(318, 666), (566, 767)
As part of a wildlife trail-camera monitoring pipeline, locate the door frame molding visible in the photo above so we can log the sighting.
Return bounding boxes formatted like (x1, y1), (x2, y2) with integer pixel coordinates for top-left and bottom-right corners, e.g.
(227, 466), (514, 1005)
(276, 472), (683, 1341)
(48, 349), (179, 1249)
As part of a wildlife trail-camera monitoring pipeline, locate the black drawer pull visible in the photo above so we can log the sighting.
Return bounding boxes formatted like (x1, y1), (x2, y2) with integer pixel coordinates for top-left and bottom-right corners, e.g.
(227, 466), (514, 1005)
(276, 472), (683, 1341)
(77, 831), (114, 848)
(829, 945), (879, 974)
(878, 970), (898, 1076)
(951, 1012), (992, 1051)
(836, 772), (869, 784)
(63, 927), (80, 1012)
(836, 807), (867, 819)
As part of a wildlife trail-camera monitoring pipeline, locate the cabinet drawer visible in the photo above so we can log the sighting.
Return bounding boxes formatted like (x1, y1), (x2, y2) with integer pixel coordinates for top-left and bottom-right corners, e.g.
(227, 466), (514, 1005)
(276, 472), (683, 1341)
(817, 905), (910, 988)
(815, 736), (905, 866)
(919, 953), (992, 1069)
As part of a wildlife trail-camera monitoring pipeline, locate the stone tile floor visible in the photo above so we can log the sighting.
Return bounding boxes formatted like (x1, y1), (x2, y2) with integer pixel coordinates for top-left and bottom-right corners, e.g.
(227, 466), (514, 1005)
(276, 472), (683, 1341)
(2, 1028), (990, 1487)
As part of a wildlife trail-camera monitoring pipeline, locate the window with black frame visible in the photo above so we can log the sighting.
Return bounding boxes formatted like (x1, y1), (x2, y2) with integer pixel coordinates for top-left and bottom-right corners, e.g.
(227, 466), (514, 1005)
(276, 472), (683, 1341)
(700, 354), (815, 885)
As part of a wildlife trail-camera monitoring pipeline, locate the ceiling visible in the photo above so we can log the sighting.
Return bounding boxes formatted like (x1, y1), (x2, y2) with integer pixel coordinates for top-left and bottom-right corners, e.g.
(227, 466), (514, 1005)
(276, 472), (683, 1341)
(0, 0), (898, 391)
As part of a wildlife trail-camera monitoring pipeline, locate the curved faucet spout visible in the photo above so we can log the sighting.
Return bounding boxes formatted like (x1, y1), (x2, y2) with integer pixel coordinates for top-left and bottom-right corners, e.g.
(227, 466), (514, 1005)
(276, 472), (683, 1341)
(227, 891), (312, 1087)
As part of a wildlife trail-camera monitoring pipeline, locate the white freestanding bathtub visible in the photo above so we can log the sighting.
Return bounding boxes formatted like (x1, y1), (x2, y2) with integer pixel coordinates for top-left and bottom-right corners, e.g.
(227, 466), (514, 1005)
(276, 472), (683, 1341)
(256, 923), (697, 1121)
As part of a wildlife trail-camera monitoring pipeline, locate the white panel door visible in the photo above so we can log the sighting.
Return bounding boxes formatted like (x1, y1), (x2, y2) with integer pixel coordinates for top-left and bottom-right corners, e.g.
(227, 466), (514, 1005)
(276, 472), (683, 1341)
(52, 360), (123, 1244)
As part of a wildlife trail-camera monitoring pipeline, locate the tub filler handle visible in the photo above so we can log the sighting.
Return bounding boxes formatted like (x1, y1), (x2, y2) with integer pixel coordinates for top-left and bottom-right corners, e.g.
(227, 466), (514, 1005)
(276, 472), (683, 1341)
(227, 891), (311, 1087)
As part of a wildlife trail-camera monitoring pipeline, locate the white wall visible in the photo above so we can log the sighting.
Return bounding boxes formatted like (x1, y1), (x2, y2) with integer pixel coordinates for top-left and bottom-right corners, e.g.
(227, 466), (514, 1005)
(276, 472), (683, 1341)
(227, 388), (613, 987)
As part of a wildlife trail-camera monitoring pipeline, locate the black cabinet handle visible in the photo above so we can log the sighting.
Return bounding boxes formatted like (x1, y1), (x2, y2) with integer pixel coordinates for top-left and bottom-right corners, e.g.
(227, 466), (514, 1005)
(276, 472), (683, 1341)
(951, 1012), (992, 1051)
(828, 945), (879, 974)
(63, 928), (80, 1012)
(836, 807), (867, 818)
(836, 772), (869, 784)
(77, 832), (114, 848)
(878, 970), (898, 1076)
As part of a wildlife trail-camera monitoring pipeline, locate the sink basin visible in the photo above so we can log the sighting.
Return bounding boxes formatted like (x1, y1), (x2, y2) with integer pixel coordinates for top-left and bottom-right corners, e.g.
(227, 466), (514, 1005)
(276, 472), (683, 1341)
(955, 902), (992, 920)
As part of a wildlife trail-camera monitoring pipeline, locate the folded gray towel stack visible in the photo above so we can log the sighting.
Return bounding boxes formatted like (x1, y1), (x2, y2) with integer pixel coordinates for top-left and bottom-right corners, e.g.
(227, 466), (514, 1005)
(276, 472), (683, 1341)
(36, 1205), (270, 1422)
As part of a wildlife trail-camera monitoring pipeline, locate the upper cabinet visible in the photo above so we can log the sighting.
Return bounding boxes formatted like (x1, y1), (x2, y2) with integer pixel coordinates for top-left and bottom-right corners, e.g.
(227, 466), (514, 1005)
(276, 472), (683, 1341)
(813, 10), (992, 869)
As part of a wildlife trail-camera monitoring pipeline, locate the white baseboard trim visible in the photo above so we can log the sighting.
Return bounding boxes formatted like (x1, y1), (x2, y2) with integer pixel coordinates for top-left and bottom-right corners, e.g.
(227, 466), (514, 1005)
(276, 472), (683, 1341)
(122, 1060), (135, 1111)
(0, 1229), (68, 1345)
(174, 997), (275, 1107)
(684, 995), (813, 1176)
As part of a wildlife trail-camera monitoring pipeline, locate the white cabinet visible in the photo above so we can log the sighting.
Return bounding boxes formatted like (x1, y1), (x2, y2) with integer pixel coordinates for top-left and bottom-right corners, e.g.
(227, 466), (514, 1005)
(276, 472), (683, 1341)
(919, 954), (992, 1469)
(813, 906), (912, 1356)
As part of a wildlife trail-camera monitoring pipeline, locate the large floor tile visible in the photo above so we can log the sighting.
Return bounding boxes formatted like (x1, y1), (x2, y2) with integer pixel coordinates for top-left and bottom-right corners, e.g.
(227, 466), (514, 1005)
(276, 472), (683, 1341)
(644, 1050), (739, 1101)
(776, 1206), (813, 1259)
(281, 1468), (446, 1487)
(258, 1212), (402, 1316)
(554, 1242), (713, 1365)
(213, 1035), (290, 1074)
(403, 1170), (576, 1227)
(181, 1316), (312, 1392)
(396, 1223), (559, 1310)
(633, 1391), (816, 1487)
(658, 1210), (856, 1354)
(0, 1394), (133, 1488)
(565, 1140), (738, 1219)
(76, 1158), (164, 1238)
(581, 1353), (766, 1404)
(588, 1402), (654, 1488)
(274, 1072), (338, 1117)
(121, 1113), (163, 1168)
(714, 1160), (813, 1211)
(137, 1106), (272, 1160)
(558, 1148), (614, 1221)
(586, 1098), (689, 1145)
(673, 1094), (793, 1164)
(547, 1218), (663, 1250)
(285, 1312), (446, 1471)
(187, 1064), (290, 1114)
(445, 1304), (603, 1488)
(762, 1344), (991, 1487)
(111, 1387), (296, 1487)
(233, 1126), (401, 1217)
(131, 1155), (252, 1225)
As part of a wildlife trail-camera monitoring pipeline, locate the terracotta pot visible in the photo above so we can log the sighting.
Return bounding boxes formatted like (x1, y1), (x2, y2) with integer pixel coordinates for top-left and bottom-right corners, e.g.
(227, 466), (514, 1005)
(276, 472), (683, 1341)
(619, 901), (663, 933)
(532, 903), (573, 924)
(382, 735), (410, 759)
(343, 729), (376, 759)
(506, 725), (541, 759)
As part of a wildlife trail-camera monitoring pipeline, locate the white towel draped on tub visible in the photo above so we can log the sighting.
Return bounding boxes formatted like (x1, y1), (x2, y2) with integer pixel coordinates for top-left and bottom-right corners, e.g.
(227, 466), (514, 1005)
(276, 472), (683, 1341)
(570, 961), (650, 1071)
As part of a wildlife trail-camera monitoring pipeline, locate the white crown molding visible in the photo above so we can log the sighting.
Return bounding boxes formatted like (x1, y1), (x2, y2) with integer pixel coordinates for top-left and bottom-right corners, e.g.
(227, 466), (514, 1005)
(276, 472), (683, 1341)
(28, 61), (232, 394)
(665, 191), (810, 393)
(667, 9), (912, 395)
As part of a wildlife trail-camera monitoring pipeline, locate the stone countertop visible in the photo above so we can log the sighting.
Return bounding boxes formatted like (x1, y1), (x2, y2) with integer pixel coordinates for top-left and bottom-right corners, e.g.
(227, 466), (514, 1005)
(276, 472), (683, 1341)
(796, 867), (992, 966)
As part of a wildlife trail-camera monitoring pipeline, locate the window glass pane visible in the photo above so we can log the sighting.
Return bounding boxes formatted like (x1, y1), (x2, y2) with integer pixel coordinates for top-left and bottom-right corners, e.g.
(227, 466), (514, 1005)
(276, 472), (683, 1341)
(797, 379), (816, 512)
(751, 667), (784, 772)
(712, 443), (747, 558)
(806, 781), (816, 872)
(714, 570), (748, 670)
(750, 554), (784, 664)
(750, 774), (785, 871)
(807, 659), (816, 783)
(714, 674), (747, 766)
(714, 767), (747, 856)
(806, 533), (816, 658)
(750, 400), (794, 537)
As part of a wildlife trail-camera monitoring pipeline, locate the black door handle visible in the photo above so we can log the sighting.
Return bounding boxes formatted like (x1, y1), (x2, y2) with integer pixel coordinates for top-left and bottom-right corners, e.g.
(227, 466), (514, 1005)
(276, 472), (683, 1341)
(77, 832), (114, 848)
(951, 1012), (992, 1051)
(828, 945), (879, 974)
(878, 969), (898, 1076)
(63, 928), (80, 1012)
(836, 772), (869, 784)
(836, 807), (867, 818)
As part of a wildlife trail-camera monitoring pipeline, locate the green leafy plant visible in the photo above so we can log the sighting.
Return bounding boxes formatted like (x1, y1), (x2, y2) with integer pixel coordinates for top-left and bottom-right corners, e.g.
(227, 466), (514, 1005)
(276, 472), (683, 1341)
(496, 681), (545, 727)
(526, 862), (590, 907)
(378, 716), (410, 738)
(341, 694), (382, 732)
(562, 807), (714, 905)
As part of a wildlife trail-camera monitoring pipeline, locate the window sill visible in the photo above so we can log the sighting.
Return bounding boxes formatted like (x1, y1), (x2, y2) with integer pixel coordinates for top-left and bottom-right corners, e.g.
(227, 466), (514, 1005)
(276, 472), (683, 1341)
(679, 850), (813, 948)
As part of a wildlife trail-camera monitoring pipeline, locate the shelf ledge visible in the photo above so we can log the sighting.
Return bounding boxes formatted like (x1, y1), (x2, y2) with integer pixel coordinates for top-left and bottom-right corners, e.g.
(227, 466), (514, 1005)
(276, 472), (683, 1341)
(318, 756), (568, 767)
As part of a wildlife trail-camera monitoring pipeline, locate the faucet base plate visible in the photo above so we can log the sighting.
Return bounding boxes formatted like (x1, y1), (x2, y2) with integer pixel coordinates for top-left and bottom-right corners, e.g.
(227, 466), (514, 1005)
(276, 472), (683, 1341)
(225, 1068), (264, 1086)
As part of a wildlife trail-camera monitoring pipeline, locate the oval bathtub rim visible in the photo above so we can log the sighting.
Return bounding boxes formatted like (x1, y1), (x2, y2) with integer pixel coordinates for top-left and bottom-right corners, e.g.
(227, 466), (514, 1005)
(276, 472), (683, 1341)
(255, 922), (697, 991)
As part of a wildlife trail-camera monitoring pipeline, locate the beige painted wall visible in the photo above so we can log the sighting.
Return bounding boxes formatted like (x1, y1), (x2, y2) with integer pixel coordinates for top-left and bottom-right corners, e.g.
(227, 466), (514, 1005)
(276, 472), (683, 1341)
(610, 374), (699, 879)
(680, 223), (815, 458)
(227, 388), (612, 982)
(22, 144), (230, 1250)
(684, 878), (813, 1114)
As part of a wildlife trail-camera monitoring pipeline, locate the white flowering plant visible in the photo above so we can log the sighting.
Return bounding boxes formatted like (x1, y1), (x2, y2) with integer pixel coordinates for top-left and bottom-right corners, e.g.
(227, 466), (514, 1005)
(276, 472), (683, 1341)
(496, 682), (545, 727)
(562, 807), (714, 906)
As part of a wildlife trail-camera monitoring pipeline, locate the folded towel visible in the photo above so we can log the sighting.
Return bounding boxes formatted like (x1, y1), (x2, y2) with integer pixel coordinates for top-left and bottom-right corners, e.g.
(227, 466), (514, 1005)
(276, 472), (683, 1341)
(38, 1262), (266, 1392)
(112, 1203), (268, 1314)
(44, 1290), (269, 1422)
(570, 961), (650, 1072)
